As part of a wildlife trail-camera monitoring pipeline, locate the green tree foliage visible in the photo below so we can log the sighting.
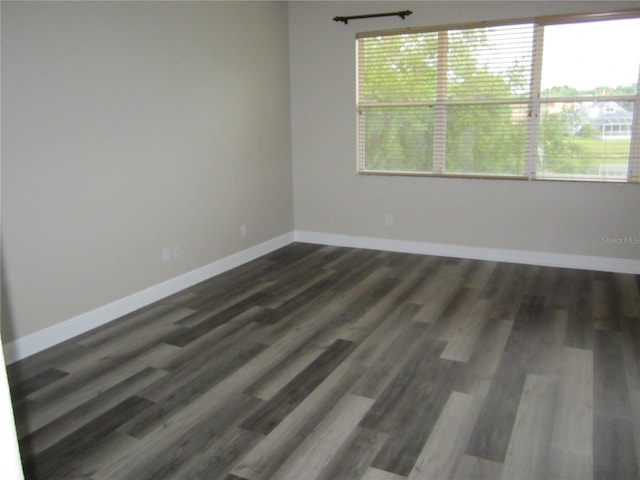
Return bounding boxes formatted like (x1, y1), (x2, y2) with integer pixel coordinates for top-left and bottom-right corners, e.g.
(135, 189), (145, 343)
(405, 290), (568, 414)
(445, 104), (526, 175)
(359, 28), (530, 175)
(539, 111), (584, 174)
(359, 33), (438, 172)
(360, 29), (635, 177)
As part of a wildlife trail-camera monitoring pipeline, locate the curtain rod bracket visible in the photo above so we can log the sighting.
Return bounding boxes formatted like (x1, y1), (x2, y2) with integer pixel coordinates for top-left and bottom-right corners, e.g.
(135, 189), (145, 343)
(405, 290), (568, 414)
(333, 10), (413, 25)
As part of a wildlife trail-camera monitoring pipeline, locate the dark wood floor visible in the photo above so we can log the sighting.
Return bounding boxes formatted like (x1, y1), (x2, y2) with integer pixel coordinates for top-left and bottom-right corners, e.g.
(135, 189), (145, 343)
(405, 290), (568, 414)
(6, 242), (640, 480)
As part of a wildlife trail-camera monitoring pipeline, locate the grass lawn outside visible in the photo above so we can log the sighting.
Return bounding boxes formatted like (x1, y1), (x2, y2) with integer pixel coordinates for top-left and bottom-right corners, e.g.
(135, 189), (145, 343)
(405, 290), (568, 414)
(541, 136), (630, 179)
(570, 137), (630, 162)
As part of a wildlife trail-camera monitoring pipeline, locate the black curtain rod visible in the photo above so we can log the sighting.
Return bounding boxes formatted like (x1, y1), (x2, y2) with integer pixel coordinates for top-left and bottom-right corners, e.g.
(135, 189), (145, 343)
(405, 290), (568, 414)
(333, 10), (413, 25)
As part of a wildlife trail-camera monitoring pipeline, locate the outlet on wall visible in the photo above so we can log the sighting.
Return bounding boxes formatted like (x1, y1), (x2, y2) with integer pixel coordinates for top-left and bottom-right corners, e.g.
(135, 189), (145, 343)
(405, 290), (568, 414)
(241, 224), (248, 238)
(172, 245), (183, 260)
(385, 214), (394, 227)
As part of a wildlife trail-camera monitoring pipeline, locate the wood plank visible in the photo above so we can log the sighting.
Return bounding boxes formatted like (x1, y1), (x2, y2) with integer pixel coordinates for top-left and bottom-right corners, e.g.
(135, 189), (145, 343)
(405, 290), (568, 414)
(548, 346), (595, 478)
(261, 265), (336, 309)
(593, 329), (631, 419)
(270, 393), (374, 480)
(231, 361), (366, 480)
(550, 347), (593, 458)
(6, 340), (91, 384)
(244, 343), (326, 401)
(407, 391), (483, 480)
(317, 276), (401, 344)
(75, 304), (194, 348)
(564, 280), (595, 351)
(456, 317), (514, 398)
(60, 307), (191, 375)
(243, 276), (334, 326)
(239, 338), (356, 435)
(501, 374), (557, 480)
(614, 272), (640, 319)
(328, 271), (426, 344)
(161, 427), (261, 480)
(18, 366), (167, 455)
(154, 305), (269, 371)
(480, 262), (529, 320)
(621, 314), (640, 393)
(23, 395), (154, 480)
(440, 297), (491, 363)
(358, 335), (445, 431)
(427, 286), (481, 338)
(138, 337), (266, 404)
(545, 267), (576, 309)
(593, 275), (621, 331)
(408, 264), (465, 322)
(465, 295), (565, 462)
(70, 430), (140, 480)
(627, 390), (640, 478)
(173, 281), (272, 328)
(118, 342), (267, 439)
(348, 302), (423, 368)
(8, 367), (69, 398)
(461, 259), (497, 290)
(360, 466), (407, 480)
(364, 339), (462, 476)
(465, 298), (541, 463)
(316, 427), (388, 480)
(548, 448), (592, 480)
(351, 321), (430, 399)
(164, 291), (272, 347)
(256, 263), (393, 347)
(17, 343), (180, 436)
(593, 413), (639, 480)
(100, 393), (262, 480)
(453, 454), (503, 480)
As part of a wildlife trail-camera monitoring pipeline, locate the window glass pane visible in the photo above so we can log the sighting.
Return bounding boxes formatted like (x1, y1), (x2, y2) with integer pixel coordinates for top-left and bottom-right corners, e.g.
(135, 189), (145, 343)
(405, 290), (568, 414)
(359, 106), (434, 172)
(358, 33), (439, 103)
(537, 101), (633, 180)
(357, 14), (639, 182)
(447, 24), (534, 100)
(541, 19), (640, 97)
(444, 104), (529, 175)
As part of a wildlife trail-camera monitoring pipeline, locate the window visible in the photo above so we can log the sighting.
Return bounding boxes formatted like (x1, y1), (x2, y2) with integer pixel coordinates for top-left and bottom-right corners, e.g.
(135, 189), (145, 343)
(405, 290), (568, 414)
(356, 11), (640, 182)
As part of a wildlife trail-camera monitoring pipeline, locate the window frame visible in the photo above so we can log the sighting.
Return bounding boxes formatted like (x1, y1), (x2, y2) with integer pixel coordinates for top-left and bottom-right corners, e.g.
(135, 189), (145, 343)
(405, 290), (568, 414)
(355, 9), (640, 183)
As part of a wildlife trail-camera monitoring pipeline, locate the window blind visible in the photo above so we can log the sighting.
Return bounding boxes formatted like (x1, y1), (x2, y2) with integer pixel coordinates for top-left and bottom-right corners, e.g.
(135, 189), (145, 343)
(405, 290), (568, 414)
(356, 12), (640, 182)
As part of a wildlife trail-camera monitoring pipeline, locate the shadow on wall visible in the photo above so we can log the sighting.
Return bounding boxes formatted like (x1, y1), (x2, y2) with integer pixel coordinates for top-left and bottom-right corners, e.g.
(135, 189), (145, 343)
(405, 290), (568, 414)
(1, 245), (17, 346)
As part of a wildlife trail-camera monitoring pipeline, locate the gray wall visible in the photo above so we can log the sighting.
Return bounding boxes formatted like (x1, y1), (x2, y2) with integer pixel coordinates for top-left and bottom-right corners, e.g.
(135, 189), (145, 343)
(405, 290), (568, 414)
(1, 1), (293, 341)
(290, 1), (640, 259)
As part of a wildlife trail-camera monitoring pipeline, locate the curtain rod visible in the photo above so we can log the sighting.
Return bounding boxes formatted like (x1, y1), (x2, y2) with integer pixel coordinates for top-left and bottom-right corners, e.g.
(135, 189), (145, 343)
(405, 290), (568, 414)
(333, 10), (413, 25)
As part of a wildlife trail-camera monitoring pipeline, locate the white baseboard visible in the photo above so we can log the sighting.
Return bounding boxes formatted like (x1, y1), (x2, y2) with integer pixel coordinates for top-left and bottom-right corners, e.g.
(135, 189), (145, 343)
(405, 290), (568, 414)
(5, 229), (638, 363)
(3, 233), (294, 364)
(294, 231), (640, 274)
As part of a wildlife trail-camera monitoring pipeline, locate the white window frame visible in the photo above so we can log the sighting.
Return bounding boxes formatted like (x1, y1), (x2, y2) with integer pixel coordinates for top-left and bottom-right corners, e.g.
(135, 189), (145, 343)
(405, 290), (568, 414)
(356, 10), (640, 183)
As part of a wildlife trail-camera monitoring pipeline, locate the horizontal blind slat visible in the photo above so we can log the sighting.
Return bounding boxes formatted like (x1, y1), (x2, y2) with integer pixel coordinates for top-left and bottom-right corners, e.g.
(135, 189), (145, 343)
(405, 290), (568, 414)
(357, 13), (640, 182)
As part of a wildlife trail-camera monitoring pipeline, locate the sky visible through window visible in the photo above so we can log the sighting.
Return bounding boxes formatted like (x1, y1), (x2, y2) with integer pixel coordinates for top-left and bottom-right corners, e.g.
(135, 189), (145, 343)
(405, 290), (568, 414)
(541, 19), (640, 92)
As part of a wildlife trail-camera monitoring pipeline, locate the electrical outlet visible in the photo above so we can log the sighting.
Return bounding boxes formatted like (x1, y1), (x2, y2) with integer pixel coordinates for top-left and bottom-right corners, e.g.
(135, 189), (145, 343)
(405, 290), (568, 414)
(162, 247), (171, 263)
(241, 224), (248, 238)
(385, 214), (394, 226)
(172, 245), (183, 260)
